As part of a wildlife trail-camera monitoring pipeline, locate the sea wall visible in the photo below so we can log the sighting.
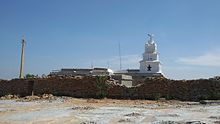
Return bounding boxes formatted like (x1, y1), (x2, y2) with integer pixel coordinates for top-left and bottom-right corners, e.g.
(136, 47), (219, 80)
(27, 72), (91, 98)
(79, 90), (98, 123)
(0, 77), (219, 101)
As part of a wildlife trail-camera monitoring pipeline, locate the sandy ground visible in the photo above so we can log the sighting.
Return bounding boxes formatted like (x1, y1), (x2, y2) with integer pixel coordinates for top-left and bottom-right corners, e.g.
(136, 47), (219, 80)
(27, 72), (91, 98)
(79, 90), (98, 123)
(0, 97), (219, 124)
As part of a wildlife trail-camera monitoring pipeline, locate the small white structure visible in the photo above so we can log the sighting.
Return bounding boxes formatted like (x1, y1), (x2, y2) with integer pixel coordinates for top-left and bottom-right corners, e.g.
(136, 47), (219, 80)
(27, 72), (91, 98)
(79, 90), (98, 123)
(139, 34), (162, 73)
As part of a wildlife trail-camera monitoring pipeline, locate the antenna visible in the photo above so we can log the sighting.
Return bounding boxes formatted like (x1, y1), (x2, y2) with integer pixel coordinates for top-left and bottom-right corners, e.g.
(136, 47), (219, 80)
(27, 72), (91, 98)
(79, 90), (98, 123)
(118, 41), (122, 70)
(19, 35), (26, 79)
(91, 61), (93, 69)
(107, 61), (110, 68)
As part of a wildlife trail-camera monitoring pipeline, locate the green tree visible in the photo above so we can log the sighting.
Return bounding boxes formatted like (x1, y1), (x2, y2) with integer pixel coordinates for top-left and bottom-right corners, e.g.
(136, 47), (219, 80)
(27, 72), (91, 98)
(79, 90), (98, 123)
(25, 74), (36, 79)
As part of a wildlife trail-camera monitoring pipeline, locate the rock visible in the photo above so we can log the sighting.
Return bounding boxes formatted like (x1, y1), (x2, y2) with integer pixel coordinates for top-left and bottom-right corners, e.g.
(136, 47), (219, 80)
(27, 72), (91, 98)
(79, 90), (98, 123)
(118, 118), (133, 123)
(124, 112), (141, 117)
(0, 95), (19, 100)
(214, 121), (220, 124)
(72, 106), (95, 110)
(80, 121), (96, 124)
(159, 114), (180, 117)
(185, 121), (206, 124)
(87, 99), (98, 103)
(17, 95), (40, 102)
(200, 100), (220, 105)
(209, 116), (220, 119)
(157, 121), (206, 124)
(158, 121), (179, 124)
(158, 98), (166, 102)
(42, 94), (55, 100)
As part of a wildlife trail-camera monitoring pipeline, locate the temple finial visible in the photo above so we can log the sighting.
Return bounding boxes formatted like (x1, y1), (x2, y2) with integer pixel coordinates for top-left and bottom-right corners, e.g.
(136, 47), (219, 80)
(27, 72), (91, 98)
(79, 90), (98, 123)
(147, 33), (154, 44)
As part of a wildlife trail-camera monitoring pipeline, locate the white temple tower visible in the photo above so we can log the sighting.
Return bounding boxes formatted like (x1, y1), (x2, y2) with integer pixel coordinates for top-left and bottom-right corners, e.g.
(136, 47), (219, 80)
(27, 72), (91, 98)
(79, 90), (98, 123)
(139, 34), (162, 73)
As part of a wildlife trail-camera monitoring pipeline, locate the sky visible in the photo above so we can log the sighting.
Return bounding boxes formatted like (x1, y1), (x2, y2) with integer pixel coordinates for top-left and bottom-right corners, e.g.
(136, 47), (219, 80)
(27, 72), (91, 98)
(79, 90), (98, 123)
(0, 0), (220, 80)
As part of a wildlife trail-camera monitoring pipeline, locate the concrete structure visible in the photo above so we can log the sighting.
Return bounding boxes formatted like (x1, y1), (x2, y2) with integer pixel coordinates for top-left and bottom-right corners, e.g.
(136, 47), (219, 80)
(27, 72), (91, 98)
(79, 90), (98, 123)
(49, 68), (114, 77)
(112, 74), (133, 87)
(92, 68), (114, 76)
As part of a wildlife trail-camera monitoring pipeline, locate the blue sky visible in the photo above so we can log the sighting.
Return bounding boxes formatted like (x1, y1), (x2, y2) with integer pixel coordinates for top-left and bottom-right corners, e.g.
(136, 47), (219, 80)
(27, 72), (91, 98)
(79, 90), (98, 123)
(0, 0), (220, 80)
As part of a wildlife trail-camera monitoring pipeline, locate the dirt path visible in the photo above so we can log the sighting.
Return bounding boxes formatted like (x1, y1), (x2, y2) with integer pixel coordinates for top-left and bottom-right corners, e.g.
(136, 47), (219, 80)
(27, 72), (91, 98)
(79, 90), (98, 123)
(0, 97), (219, 124)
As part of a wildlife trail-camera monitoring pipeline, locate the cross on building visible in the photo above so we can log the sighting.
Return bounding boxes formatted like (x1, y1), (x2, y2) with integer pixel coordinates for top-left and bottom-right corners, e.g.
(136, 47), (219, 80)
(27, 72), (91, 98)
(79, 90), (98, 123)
(147, 64), (152, 71)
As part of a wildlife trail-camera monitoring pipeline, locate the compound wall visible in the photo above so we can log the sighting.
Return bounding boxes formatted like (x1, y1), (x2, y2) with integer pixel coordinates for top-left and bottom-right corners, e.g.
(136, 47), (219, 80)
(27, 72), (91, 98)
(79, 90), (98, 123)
(0, 77), (219, 101)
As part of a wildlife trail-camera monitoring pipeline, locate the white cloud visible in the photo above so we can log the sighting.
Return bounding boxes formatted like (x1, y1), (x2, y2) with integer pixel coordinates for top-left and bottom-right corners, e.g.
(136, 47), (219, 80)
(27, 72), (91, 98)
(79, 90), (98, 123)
(178, 50), (220, 67)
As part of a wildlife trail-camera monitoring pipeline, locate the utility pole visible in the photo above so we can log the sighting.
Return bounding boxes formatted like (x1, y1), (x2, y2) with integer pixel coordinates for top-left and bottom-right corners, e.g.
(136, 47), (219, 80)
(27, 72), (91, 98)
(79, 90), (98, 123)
(19, 37), (26, 79)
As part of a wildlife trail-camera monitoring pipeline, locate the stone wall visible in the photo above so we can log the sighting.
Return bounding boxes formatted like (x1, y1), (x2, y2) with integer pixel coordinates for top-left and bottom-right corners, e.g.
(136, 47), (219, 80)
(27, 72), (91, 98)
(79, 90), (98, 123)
(0, 77), (219, 101)
(133, 78), (220, 101)
(33, 77), (100, 98)
(0, 79), (33, 97)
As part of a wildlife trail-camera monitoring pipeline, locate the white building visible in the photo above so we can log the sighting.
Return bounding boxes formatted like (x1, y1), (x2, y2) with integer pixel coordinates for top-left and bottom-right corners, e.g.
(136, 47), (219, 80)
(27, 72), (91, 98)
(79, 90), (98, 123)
(139, 34), (162, 74)
(49, 34), (163, 81)
(114, 34), (163, 79)
(49, 68), (114, 77)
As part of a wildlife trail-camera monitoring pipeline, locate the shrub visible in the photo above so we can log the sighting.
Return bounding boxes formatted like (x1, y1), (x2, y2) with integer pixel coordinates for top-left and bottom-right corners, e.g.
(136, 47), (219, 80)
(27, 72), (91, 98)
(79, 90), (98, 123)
(95, 76), (108, 99)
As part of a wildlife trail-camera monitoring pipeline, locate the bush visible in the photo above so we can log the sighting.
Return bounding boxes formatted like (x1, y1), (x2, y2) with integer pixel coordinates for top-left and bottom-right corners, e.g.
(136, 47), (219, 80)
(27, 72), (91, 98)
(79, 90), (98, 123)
(25, 74), (36, 79)
(95, 76), (108, 99)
